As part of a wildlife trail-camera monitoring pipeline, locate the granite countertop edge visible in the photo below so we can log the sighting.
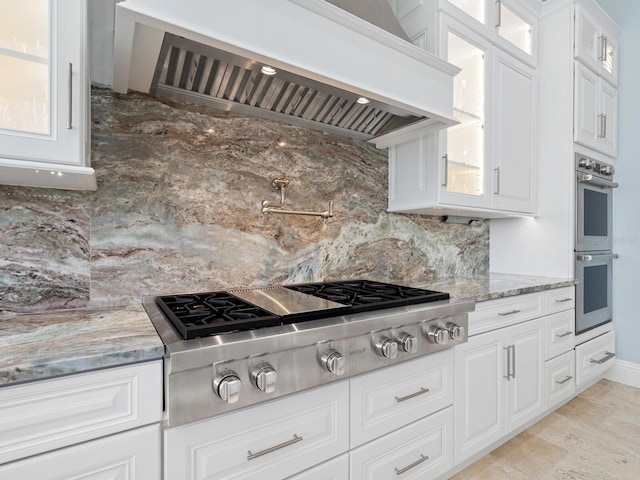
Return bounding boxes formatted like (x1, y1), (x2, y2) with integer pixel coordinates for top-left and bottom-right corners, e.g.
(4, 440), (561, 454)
(0, 273), (576, 388)
(0, 303), (164, 388)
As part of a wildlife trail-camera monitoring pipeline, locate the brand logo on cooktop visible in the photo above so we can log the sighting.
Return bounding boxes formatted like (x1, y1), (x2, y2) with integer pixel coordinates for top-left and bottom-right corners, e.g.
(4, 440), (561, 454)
(350, 347), (367, 356)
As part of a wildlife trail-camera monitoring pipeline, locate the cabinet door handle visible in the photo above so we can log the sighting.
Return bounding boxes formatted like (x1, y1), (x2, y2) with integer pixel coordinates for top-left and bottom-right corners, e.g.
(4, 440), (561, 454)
(603, 114), (607, 139)
(395, 387), (429, 403)
(498, 309), (521, 316)
(511, 344), (516, 379)
(394, 453), (429, 475)
(67, 62), (73, 129)
(442, 154), (449, 187)
(556, 331), (572, 338)
(503, 345), (514, 380)
(556, 375), (573, 385)
(597, 114), (605, 138)
(247, 434), (303, 460)
(599, 35), (606, 61)
(496, 0), (502, 28)
(494, 167), (501, 194)
(555, 297), (573, 303)
(590, 351), (616, 365)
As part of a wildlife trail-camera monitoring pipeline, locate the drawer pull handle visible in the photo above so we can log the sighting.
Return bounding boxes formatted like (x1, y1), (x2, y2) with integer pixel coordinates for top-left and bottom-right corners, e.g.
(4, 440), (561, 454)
(395, 453), (429, 475)
(556, 375), (573, 385)
(555, 298), (573, 303)
(556, 331), (572, 338)
(590, 351), (616, 365)
(247, 434), (303, 460)
(395, 387), (429, 403)
(498, 309), (521, 316)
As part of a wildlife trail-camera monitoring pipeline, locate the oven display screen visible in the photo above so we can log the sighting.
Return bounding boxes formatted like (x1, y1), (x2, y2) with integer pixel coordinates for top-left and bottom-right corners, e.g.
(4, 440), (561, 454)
(584, 189), (608, 237)
(584, 264), (609, 314)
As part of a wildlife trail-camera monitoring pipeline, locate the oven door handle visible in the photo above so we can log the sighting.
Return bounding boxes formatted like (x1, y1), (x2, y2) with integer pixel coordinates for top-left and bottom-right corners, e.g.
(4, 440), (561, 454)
(577, 173), (619, 189)
(577, 253), (619, 262)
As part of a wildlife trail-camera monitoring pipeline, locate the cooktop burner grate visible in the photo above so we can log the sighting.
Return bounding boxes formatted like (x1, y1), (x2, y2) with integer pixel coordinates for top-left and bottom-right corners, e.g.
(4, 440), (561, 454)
(284, 280), (449, 312)
(156, 280), (450, 340)
(156, 292), (281, 339)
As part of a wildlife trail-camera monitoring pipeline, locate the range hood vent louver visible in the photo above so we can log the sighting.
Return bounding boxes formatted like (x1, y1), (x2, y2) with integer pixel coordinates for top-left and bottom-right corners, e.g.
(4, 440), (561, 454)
(113, 0), (460, 147)
(152, 34), (420, 140)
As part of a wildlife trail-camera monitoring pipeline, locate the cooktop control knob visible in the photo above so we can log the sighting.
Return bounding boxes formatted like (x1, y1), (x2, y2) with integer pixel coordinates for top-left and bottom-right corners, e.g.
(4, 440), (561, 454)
(252, 364), (278, 393)
(320, 348), (346, 376)
(426, 326), (450, 345)
(213, 371), (242, 404)
(447, 323), (465, 341)
(397, 332), (417, 353)
(374, 336), (398, 359)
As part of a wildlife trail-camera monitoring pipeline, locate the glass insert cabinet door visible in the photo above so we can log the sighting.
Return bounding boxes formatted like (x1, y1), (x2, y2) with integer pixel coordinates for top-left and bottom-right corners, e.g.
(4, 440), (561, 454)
(0, 0), (86, 168)
(438, 18), (491, 208)
(497, 1), (533, 57)
(0, 0), (50, 135)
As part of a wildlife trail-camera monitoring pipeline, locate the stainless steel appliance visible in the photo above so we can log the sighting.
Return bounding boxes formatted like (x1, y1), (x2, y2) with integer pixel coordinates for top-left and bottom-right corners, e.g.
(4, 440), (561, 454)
(143, 280), (473, 427)
(575, 153), (618, 338)
(575, 153), (617, 252)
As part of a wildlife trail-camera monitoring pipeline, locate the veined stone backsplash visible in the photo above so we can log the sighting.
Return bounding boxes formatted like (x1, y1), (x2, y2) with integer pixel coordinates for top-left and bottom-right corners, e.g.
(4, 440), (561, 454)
(0, 87), (489, 314)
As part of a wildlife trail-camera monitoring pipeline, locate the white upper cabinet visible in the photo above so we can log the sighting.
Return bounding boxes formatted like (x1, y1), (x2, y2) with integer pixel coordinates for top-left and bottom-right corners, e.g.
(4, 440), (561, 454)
(574, 3), (619, 86)
(388, 4), (537, 218)
(0, 0), (95, 190)
(435, 0), (537, 66)
(574, 61), (618, 157)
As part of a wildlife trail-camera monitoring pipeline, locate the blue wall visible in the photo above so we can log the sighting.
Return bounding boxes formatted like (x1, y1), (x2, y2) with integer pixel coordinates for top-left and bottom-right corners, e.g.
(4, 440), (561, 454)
(595, 0), (640, 364)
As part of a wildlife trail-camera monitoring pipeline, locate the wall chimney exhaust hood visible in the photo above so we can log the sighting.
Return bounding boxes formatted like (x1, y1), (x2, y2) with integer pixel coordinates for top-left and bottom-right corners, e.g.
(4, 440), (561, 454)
(113, 0), (460, 148)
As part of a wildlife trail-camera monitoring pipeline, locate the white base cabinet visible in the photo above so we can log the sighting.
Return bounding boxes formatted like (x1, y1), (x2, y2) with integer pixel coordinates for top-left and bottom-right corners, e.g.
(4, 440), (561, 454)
(350, 407), (454, 480)
(286, 454), (349, 480)
(0, 424), (161, 480)
(164, 381), (349, 480)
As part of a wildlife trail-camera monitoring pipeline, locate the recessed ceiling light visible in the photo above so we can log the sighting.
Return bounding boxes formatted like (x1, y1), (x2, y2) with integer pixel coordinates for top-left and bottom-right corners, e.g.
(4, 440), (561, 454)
(261, 66), (277, 76)
(356, 97), (370, 105)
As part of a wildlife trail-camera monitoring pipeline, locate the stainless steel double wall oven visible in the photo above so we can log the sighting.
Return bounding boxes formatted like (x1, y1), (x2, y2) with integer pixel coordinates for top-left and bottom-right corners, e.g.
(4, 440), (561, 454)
(575, 153), (618, 338)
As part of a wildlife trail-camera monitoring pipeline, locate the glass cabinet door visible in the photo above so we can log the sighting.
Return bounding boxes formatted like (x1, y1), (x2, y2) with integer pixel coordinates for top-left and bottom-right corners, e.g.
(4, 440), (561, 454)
(447, 0), (487, 26)
(0, 0), (50, 136)
(438, 17), (491, 208)
(497, 2), (533, 57)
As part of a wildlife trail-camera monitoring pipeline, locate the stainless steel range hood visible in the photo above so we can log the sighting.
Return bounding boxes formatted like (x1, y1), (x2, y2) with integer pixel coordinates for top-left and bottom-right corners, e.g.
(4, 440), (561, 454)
(113, 0), (460, 147)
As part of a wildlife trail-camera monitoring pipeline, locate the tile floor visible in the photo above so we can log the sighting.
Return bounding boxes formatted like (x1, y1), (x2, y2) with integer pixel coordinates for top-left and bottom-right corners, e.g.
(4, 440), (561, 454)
(452, 379), (640, 479)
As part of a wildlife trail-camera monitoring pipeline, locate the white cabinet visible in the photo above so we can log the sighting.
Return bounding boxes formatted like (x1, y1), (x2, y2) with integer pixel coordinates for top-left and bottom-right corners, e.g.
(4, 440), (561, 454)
(454, 315), (543, 463)
(0, 424), (161, 480)
(0, 361), (163, 465)
(350, 407), (454, 480)
(0, 0), (96, 190)
(574, 3), (619, 86)
(164, 381), (349, 480)
(427, 0), (537, 66)
(388, 3), (537, 218)
(575, 330), (616, 387)
(574, 61), (618, 157)
(349, 349), (453, 448)
(454, 287), (575, 464)
(286, 454), (349, 480)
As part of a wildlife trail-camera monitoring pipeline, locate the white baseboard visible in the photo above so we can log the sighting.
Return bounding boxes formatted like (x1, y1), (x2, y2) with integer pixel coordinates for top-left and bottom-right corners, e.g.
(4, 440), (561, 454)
(605, 360), (640, 389)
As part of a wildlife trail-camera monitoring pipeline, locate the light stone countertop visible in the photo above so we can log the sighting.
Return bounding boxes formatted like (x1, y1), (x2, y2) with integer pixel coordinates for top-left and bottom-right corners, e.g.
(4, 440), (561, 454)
(0, 273), (575, 388)
(0, 304), (164, 387)
(420, 273), (577, 303)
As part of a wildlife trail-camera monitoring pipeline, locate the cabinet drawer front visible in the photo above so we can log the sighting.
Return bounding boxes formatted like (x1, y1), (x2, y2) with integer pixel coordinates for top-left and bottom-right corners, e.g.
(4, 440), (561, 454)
(575, 331), (616, 386)
(544, 310), (575, 360)
(545, 287), (575, 314)
(0, 361), (162, 464)
(469, 292), (544, 335)
(545, 351), (575, 409)
(0, 423), (161, 479)
(165, 381), (349, 480)
(286, 453), (348, 480)
(350, 349), (453, 447)
(350, 406), (453, 480)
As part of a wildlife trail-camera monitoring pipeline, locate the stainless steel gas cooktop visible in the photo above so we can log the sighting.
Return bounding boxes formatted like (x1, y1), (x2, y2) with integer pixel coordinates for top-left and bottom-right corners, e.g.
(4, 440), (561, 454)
(144, 280), (472, 427)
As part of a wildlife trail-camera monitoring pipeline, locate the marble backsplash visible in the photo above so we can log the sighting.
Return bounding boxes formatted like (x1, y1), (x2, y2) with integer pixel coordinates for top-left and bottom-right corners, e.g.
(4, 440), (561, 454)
(0, 87), (489, 314)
